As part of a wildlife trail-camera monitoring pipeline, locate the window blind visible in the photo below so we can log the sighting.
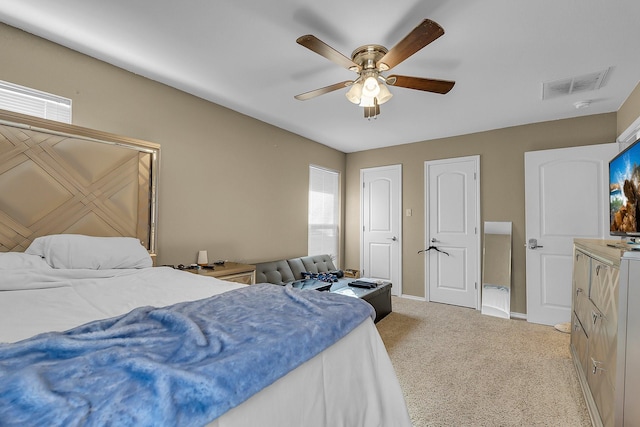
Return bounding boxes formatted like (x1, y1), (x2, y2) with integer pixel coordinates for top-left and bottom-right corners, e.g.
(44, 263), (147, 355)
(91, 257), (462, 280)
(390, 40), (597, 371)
(0, 80), (72, 123)
(308, 165), (340, 265)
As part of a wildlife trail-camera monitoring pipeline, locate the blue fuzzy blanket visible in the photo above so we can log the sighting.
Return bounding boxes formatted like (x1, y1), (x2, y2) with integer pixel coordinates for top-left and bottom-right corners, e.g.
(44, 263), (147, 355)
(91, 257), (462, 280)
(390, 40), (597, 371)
(0, 284), (374, 426)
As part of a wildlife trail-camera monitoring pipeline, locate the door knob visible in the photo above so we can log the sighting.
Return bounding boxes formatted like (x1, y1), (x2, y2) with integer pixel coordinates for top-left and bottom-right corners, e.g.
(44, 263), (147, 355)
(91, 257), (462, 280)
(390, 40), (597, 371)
(526, 238), (543, 249)
(387, 236), (397, 241)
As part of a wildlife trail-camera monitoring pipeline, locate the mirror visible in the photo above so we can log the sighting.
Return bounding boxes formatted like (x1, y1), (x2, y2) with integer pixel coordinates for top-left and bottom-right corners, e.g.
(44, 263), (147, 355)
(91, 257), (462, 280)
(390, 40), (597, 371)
(481, 221), (512, 319)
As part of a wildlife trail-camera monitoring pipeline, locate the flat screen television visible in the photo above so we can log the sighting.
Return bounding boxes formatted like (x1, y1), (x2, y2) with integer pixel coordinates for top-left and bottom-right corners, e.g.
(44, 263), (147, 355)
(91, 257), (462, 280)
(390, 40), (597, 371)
(609, 137), (640, 245)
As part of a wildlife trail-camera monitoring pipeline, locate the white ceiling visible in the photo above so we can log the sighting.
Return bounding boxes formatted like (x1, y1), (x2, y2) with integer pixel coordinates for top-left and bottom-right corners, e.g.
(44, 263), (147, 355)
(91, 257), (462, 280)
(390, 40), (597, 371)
(1, 0), (639, 153)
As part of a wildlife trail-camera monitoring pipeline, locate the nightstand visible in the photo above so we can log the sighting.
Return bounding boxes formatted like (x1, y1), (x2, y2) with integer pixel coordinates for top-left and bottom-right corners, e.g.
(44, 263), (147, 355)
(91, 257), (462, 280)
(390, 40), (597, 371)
(189, 262), (256, 285)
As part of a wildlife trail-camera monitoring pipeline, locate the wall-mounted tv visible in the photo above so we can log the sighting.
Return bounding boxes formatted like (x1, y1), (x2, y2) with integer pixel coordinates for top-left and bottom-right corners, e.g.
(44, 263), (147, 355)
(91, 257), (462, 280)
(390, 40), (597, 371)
(610, 137), (640, 240)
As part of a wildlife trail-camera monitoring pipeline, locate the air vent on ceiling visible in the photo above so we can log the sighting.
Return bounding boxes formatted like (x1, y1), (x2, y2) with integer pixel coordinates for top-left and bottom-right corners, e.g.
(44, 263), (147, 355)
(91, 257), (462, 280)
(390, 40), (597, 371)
(542, 68), (611, 100)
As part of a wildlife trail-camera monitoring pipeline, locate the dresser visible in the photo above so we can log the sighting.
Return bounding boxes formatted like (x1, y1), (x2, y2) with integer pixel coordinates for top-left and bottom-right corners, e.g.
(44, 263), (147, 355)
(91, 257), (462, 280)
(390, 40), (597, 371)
(571, 239), (640, 427)
(615, 250), (640, 427)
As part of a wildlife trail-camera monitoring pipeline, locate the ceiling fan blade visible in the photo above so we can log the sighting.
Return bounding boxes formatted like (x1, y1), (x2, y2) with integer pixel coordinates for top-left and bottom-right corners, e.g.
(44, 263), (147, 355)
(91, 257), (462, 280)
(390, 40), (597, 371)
(297, 35), (361, 71)
(387, 75), (455, 94)
(377, 19), (445, 71)
(294, 81), (353, 101)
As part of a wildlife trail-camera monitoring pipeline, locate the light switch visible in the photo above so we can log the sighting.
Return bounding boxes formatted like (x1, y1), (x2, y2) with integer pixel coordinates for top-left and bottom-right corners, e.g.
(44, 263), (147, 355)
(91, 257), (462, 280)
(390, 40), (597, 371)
(406, 209), (412, 217)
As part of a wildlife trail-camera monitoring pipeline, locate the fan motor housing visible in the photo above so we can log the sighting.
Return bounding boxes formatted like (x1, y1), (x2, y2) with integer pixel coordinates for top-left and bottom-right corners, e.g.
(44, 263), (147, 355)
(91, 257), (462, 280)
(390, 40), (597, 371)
(351, 45), (388, 70)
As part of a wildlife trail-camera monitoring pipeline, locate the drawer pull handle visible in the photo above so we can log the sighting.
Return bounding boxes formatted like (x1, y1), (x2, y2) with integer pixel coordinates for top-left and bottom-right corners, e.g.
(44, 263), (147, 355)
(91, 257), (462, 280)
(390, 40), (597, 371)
(591, 358), (605, 375)
(591, 311), (602, 325)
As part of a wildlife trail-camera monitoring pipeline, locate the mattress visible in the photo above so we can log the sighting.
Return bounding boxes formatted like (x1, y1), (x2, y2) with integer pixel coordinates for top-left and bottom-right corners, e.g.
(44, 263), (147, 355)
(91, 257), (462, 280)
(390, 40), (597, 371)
(0, 265), (411, 426)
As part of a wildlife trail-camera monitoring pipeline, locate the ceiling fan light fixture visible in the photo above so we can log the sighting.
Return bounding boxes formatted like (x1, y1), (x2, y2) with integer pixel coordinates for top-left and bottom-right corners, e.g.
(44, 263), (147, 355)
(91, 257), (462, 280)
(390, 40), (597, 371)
(362, 76), (380, 97)
(294, 18), (454, 119)
(345, 81), (363, 104)
(376, 83), (393, 105)
(359, 94), (376, 108)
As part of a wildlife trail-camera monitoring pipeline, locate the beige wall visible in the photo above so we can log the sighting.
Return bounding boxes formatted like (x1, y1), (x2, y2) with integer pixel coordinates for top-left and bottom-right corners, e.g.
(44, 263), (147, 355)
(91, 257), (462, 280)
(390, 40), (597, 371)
(618, 81), (640, 136)
(345, 114), (617, 313)
(0, 23), (346, 266)
(2, 23), (638, 315)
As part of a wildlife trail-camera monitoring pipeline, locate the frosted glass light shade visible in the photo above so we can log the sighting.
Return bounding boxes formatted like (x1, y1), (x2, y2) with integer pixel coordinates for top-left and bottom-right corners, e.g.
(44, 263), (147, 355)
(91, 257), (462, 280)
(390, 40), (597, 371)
(377, 83), (393, 104)
(362, 76), (380, 97)
(345, 82), (363, 104)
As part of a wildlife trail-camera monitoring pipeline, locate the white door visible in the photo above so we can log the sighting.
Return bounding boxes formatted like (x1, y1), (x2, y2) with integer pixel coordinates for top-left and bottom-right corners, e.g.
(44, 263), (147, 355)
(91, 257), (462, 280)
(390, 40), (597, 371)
(425, 156), (480, 308)
(525, 143), (618, 326)
(361, 165), (402, 296)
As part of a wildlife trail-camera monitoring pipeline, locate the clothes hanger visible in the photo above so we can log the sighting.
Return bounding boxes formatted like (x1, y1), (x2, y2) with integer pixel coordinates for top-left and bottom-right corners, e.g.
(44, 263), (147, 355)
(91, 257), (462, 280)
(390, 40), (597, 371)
(417, 246), (450, 256)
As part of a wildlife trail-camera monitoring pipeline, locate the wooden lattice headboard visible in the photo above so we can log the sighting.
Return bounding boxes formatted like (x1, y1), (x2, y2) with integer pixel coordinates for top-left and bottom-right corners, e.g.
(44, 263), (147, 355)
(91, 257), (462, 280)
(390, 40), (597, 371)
(0, 110), (160, 255)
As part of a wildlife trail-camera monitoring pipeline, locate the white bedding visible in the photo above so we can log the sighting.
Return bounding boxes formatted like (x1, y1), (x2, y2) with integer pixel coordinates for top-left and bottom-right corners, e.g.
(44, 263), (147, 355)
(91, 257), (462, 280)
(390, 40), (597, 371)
(0, 267), (244, 343)
(0, 267), (411, 426)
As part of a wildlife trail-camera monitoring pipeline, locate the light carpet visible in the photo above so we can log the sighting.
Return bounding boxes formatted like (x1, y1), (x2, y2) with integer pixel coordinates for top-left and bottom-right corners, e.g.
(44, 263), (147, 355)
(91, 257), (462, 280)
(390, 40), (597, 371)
(376, 297), (591, 427)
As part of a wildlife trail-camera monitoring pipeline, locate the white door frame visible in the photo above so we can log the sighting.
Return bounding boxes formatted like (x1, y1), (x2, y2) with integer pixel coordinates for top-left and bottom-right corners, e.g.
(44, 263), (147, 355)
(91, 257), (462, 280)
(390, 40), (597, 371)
(360, 164), (402, 296)
(424, 155), (481, 309)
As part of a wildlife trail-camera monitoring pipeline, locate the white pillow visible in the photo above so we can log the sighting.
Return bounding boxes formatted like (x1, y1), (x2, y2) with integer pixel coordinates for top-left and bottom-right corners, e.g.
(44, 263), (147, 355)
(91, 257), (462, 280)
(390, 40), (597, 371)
(0, 252), (51, 269)
(26, 234), (153, 269)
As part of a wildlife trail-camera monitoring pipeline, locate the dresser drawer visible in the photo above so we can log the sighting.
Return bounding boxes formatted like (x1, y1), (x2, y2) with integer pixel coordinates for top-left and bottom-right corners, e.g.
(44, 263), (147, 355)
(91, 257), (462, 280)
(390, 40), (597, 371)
(573, 250), (591, 330)
(571, 312), (589, 375)
(575, 286), (591, 335)
(587, 303), (617, 427)
(589, 259), (619, 321)
(221, 271), (255, 285)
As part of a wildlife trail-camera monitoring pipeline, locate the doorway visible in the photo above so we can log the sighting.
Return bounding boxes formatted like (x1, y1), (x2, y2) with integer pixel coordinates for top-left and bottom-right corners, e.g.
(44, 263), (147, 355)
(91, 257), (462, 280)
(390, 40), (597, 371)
(361, 165), (402, 296)
(524, 143), (618, 325)
(424, 156), (480, 308)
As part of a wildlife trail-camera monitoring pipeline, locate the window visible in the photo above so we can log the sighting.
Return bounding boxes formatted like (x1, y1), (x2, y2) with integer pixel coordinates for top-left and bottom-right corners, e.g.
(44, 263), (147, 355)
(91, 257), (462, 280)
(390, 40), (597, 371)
(308, 165), (339, 265)
(0, 80), (72, 123)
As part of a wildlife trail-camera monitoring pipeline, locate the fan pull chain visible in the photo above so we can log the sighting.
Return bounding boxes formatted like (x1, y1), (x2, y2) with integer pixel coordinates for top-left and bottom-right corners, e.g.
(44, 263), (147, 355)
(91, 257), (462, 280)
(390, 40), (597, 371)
(364, 99), (380, 120)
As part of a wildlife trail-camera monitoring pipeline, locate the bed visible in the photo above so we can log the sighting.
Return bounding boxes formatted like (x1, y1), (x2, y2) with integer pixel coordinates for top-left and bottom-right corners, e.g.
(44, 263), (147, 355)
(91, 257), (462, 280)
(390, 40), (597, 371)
(0, 111), (411, 426)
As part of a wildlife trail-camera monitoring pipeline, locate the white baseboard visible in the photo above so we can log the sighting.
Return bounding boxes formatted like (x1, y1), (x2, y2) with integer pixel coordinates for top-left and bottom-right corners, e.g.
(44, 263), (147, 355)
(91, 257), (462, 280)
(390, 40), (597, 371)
(510, 312), (526, 320)
(398, 294), (426, 302)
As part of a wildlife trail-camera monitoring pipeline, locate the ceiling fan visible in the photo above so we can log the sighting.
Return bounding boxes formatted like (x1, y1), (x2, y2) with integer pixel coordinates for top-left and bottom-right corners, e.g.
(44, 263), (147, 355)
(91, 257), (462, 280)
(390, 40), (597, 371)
(294, 19), (455, 119)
